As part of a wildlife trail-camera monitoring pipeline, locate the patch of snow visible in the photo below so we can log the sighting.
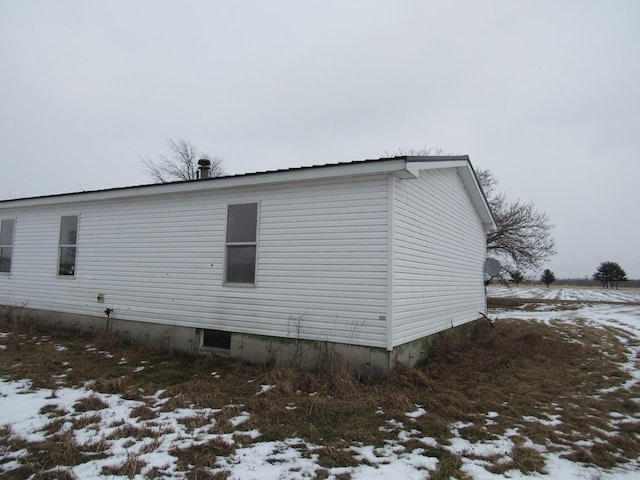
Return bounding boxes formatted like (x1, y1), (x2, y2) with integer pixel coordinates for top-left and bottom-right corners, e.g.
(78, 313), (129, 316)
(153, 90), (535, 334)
(229, 412), (250, 427)
(447, 435), (514, 458)
(256, 384), (274, 395)
(451, 420), (474, 430)
(405, 405), (426, 419)
(521, 414), (563, 427)
(386, 418), (405, 430)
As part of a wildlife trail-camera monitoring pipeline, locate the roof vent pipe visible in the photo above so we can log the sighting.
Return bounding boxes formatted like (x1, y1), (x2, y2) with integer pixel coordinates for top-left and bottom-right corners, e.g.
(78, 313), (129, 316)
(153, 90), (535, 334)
(197, 158), (211, 179)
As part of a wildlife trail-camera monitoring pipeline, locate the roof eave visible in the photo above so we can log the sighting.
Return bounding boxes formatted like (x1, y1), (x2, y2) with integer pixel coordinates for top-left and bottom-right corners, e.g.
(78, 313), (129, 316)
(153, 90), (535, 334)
(0, 156), (498, 232)
(0, 158), (409, 208)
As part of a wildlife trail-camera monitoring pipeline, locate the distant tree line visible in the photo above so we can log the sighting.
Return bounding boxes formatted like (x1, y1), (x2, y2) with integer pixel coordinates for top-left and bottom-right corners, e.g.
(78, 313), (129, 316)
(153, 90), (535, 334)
(553, 278), (640, 288)
(500, 261), (635, 288)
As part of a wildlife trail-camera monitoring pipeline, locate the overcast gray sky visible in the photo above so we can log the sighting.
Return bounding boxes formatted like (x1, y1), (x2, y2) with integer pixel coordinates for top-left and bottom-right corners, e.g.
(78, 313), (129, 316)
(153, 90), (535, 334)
(1, 0), (638, 279)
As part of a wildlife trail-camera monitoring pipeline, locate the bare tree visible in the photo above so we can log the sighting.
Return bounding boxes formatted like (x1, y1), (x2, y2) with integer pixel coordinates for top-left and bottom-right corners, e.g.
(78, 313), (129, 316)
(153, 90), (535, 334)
(385, 149), (556, 272)
(476, 168), (555, 271)
(141, 138), (224, 183)
(384, 147), (448, 157)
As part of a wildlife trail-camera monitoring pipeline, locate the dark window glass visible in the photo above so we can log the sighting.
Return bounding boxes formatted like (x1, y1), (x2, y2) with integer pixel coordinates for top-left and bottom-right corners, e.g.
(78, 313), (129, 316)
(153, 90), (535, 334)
(58, 216), (78, 276)
(59, 247), (77, 276)
(0, 219), (14, 245)
(226, 245), (256, 283)
(0, 247), (12, 273)
(0, 219), (15, 273)
(59, 216), (78, 245)
(225, 203), (258, 284)
(226, 203), (257, 243)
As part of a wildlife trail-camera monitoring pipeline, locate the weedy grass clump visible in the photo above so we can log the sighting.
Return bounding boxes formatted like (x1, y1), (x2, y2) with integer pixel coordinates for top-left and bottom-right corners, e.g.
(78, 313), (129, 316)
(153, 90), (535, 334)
(73, 394), (109, 412)
(101, 453), (147, 478)
(171, 437), (236, 472)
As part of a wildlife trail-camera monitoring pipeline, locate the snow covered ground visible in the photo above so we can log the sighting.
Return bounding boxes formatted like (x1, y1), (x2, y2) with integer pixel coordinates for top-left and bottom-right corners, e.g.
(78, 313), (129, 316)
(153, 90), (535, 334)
(1, 289), (640, 479)
(488, 285), (640, 303)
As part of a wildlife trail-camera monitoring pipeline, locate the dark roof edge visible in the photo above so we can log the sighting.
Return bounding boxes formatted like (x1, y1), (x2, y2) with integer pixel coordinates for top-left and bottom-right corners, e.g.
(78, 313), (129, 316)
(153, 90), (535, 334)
(0, 155), (467, 205)
(404, 155), (470, 162)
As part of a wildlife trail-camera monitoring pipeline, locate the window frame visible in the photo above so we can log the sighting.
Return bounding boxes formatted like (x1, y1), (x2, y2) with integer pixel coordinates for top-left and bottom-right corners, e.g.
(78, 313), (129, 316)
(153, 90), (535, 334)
(57, 215), (80, 277)
(0, 218), (16, 274)
(224, 202), (259, 286)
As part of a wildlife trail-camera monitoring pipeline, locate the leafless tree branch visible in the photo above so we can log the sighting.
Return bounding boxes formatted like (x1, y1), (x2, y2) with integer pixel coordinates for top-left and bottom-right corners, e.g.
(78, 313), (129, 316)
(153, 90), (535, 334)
(477, 168), (555, 271)
(384, 147), (448, 157)
(141, 138), (224, 183)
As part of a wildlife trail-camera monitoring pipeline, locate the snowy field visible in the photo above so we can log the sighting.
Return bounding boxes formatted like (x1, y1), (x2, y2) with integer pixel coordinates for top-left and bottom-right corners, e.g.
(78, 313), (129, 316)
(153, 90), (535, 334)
(1, 289), (639, 479)
(488, 285), (640, 303)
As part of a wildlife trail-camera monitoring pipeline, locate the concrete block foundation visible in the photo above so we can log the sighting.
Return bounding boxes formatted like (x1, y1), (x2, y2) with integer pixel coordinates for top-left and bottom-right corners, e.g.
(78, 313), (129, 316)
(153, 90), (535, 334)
(0, 305), (481, 377)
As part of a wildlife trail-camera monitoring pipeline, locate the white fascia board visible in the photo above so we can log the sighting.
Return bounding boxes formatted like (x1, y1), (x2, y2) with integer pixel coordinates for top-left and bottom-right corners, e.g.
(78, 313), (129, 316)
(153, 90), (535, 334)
(404, 159), (469, 179)
(456, 164), (497, 231)
(0, 159), (409, 209)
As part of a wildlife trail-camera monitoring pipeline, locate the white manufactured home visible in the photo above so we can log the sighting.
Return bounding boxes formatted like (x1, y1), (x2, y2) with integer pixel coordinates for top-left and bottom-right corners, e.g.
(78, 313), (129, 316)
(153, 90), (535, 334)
(0, 156), (495, 375)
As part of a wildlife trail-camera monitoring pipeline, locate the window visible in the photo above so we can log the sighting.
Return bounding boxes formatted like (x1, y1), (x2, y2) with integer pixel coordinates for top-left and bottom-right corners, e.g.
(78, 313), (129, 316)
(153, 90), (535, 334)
(225, 203), (258, 284)
(0, 218), (15, 273)
(58, 215), (79, 276)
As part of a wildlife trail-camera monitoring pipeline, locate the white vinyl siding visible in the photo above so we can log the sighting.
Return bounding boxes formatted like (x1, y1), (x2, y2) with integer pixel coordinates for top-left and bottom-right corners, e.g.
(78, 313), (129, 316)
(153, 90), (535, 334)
(0, 161), (492, 353)
(257, 177), (389, 347)
(391, 168), (486, 346)
(0, 175), (390, 348)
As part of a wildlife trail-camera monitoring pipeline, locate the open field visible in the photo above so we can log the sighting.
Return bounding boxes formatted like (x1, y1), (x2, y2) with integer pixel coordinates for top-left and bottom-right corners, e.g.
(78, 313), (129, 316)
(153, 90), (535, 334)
(488, 285), (640, 303)
(1, 289), (640, 479)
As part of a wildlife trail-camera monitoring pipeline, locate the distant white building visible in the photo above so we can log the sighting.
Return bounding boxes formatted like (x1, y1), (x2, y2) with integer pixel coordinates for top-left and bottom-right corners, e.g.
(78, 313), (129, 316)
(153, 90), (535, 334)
(0, 156), (495, 375)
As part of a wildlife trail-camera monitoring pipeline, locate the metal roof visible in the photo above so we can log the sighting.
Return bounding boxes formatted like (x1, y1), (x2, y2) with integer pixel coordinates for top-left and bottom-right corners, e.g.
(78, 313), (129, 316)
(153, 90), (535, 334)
(0, 156), (468, 203)
(0, 155), (495, 230)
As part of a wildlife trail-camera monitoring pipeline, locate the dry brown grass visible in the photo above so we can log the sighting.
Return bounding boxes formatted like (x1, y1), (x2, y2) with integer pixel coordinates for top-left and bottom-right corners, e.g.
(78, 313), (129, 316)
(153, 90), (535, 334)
(73, 394), (109, 412)
(101, 453), (147, 478)
(38, 404), (68, 418)
(1, 309), (639, 477)
(488, 438), (548, 475)
(11, 429), (104, 473)
(70, 413), (103, 430)
(177, 413), (215, 432)
(185, 468), (231, 480)
(171, 437), (236, 472)
(313, 446), (359, 468)
(427, 450), (471, 480)
(106, 423), (157, 441)
(130, 404), (159, 421)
